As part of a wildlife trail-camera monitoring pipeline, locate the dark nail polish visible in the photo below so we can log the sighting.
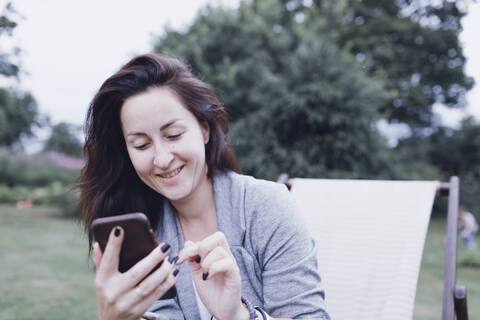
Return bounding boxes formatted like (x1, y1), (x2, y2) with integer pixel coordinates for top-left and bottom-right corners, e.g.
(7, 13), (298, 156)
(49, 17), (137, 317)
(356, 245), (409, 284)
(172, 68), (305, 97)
(195, 255), (201, 263)
(173, 269), (180, 277)
(114, 227), (121, 237)
(169, 255), (179, 264)
(202, 272), (209, 281)
(161, 243), (171, 253)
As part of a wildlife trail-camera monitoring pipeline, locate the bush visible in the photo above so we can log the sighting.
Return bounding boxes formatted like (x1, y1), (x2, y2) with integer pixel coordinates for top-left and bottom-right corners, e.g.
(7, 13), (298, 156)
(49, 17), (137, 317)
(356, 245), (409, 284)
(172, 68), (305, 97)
(0, 154), (81, 217)
(0, 184), (31, 203)
(33, 182), (80, 218)
(0, 157), (80, 187)
(0, 182), (80, 217)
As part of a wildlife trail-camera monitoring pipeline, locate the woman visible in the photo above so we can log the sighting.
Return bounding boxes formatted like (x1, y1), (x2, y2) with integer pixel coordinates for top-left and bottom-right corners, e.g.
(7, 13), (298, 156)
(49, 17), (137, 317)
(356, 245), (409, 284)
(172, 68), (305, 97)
(80, 54), (330, 320)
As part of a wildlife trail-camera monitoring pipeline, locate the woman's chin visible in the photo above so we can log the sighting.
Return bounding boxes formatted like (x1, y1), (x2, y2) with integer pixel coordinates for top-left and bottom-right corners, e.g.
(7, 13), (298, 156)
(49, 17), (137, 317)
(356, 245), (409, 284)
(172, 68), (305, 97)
(160, 187), (191, 203)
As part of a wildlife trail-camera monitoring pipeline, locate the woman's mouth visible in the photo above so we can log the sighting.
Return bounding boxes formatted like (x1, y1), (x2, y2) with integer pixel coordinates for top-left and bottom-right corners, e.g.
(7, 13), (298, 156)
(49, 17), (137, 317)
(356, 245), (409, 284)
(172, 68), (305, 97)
(158, 166), (184, 179)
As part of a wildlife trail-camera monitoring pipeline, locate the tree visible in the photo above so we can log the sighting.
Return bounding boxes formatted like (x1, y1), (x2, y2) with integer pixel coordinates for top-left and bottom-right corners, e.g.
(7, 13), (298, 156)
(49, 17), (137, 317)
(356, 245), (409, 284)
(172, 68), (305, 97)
(329, 0), (474, 132)
(0, 2), (20, 78)
(392, 117), (480, 218)
(0, 2), (41, 147)
(43, 122), (83, 157)
(0, 88), (40, 146)
(154, 0), (397, 180)
(428, 118), (480, 215)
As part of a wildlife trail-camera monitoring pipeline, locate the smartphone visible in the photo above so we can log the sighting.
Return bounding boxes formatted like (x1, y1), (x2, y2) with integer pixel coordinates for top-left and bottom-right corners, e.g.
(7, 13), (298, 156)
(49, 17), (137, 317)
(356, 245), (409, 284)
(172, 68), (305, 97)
(91, 212), (176, 299)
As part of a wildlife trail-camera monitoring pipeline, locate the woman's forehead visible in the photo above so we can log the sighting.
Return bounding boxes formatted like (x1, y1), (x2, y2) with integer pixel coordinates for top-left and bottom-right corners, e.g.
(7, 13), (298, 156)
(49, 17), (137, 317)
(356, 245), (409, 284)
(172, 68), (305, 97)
(120, 87), (197, 132)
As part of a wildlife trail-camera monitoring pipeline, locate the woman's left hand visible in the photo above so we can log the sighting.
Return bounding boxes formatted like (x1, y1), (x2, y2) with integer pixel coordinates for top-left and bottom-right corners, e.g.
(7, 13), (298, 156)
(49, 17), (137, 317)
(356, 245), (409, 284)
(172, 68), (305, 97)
(177, 231), (249, 320)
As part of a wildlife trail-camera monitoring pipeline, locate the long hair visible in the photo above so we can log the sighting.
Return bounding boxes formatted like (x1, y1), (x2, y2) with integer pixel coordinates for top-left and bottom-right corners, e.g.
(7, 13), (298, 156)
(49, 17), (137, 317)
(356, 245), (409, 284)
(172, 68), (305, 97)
(79, 54), (239, 246)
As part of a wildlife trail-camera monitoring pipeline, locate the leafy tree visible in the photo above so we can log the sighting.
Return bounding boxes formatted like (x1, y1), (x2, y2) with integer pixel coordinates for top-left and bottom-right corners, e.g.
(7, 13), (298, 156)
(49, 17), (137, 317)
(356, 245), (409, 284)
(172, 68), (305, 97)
(0, 2), (20, 78)
(43, 122), (83, 157)
(154, 0), (397, 180)
(394, 117), (480, 218)
(0, 2), (41, 147)
(428, 118), (480, 174)
(328, 0), (474, 132)
(428, 118), (480, 215)
(277, 0), (474, 129)
(0, 88), (40, 146)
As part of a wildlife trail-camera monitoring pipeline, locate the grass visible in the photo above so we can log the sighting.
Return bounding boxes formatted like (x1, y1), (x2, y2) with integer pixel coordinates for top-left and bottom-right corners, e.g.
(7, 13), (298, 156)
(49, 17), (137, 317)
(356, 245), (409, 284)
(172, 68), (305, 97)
(414, 218), (480, 319)
(0, 206), (97, 320)
(1, 206), (479, 319)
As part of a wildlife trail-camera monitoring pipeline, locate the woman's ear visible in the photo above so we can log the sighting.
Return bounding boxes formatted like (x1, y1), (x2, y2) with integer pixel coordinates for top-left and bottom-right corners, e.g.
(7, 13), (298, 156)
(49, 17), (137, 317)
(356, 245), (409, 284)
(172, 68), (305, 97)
(201, 122), (210, 144)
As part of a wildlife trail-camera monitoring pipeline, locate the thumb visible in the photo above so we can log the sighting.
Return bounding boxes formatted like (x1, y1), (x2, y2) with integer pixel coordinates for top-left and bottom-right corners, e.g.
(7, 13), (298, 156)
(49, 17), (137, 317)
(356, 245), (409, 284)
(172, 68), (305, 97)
(92, 241), (103, 269)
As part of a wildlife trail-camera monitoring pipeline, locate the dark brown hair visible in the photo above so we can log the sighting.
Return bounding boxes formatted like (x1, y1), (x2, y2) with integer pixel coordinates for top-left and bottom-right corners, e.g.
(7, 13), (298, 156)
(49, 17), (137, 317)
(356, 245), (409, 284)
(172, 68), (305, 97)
(79, 54), (239, 245)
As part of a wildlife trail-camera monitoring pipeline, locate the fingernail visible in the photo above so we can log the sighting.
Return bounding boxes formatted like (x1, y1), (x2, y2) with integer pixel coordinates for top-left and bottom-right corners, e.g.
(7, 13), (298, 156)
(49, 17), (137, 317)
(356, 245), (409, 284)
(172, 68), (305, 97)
(114, 227), (121, 237)
(161, 243), (171, 253)
(169, 255), (179, 264)
(202, 272), (209, 281)
(173, 269), (180, 277)
(195, 255), (201, 263)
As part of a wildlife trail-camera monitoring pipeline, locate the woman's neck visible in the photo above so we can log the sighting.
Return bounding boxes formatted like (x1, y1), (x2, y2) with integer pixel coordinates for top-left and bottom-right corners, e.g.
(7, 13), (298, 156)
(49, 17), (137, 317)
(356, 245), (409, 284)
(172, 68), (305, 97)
(171, 174), (218, 241)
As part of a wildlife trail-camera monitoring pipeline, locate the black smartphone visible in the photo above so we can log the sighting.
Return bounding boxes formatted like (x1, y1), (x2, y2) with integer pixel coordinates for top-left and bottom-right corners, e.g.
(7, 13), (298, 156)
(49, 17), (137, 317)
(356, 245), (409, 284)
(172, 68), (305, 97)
(91, 212), (176, 299)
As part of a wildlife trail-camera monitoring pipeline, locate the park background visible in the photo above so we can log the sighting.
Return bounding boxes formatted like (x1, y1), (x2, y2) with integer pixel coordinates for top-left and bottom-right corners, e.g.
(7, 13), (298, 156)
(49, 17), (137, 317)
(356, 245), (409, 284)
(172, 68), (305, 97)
(0, 0), (479, 319)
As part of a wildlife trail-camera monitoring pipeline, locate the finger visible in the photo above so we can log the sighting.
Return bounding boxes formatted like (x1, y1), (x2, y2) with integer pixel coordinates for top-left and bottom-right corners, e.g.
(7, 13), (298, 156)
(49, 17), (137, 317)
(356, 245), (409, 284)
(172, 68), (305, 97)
(200, 246), (228, 271)
(129, 268), (180, 315)
(204, 257), (239, 281)
(152, 268), (179, 300)
(197, 231), (230, 261)
(92, 241), (103, 269)
(98, 226), (124, 277)
(133, 251), (174, 297)
(184, 240), (195, 247)
(116, 243), (171, 294)
(177, 241), (200, 264)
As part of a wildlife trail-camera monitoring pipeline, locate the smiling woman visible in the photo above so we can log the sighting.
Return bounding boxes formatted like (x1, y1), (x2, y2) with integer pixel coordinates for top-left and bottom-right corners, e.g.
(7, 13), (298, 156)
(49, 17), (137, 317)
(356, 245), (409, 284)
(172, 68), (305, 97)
(78, 54), (330, 320)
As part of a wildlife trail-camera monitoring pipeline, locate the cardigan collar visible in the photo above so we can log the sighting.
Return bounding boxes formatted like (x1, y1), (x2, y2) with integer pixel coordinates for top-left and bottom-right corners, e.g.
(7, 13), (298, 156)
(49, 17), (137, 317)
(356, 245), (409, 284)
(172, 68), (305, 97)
(158, 171), (246, 320)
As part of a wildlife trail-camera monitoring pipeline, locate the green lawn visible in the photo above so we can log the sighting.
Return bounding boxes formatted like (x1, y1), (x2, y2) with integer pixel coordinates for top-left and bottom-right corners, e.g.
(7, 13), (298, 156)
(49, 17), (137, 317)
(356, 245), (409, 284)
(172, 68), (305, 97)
(1, 206), (479, 319)
(414, 218), (480, 319)
(0, 206), (97, 320)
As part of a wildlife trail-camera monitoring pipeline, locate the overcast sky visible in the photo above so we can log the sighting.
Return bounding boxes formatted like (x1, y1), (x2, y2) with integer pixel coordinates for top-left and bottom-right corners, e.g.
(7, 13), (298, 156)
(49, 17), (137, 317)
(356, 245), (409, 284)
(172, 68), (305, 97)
(2, 0), (480, 146)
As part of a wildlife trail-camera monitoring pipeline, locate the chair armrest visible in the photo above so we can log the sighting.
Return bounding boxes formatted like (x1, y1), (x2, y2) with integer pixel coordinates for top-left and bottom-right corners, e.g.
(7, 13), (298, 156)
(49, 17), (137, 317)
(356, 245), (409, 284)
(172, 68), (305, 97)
(454, 285), (468, 320)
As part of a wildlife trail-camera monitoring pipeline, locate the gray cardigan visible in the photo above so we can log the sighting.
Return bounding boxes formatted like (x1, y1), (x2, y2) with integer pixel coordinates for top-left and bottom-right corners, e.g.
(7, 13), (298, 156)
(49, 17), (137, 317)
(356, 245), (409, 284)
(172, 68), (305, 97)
(146, 171), (330, 319)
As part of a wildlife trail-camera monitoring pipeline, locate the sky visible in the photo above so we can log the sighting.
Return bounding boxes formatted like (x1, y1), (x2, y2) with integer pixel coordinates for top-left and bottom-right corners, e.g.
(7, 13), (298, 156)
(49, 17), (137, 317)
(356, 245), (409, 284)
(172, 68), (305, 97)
(2, 0), (480, 147)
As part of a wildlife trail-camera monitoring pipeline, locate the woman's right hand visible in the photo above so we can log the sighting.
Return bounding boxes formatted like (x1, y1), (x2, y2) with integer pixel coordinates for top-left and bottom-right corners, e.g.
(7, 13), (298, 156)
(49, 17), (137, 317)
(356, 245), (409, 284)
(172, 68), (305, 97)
(92, 226), (179, 320)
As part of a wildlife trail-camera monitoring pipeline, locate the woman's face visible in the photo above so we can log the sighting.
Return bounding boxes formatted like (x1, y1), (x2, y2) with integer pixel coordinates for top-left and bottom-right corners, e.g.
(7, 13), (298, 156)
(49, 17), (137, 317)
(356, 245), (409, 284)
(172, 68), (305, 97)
(120, 86), (210, 203)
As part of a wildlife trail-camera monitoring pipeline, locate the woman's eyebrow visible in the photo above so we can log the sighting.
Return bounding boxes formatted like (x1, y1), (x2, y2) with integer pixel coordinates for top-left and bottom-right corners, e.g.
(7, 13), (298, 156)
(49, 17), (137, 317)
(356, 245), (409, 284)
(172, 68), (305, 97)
(160, 118), (180, 131)
(126, 119), (181, 136)
(126, 132), (146, 137)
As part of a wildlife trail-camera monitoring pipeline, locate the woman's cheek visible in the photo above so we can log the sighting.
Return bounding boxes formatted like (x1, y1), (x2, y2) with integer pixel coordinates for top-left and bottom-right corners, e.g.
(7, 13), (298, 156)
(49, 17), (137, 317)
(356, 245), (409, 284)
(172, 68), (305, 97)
(130, 150), (153, 173)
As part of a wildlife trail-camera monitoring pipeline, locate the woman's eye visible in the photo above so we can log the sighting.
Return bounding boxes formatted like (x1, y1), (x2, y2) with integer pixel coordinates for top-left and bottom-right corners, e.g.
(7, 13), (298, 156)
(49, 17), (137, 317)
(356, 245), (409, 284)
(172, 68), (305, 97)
(167, 132), (183, 140)
(134, 143), (149, 150)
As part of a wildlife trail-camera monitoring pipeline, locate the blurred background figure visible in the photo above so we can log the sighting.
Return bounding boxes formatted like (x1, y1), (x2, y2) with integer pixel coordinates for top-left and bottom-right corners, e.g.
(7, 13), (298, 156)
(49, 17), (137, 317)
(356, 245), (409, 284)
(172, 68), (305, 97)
(459, 205), (479, 249)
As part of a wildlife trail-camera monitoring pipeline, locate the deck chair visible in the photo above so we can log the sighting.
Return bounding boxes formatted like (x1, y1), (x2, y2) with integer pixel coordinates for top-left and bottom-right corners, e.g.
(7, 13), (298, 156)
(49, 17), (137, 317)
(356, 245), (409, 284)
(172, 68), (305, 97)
(277, 174), (468, 320)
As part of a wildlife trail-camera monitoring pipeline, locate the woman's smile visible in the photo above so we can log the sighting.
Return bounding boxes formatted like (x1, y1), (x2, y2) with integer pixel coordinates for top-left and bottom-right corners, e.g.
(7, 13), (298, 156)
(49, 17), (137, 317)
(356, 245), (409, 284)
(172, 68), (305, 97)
(156, 165), (185, 180)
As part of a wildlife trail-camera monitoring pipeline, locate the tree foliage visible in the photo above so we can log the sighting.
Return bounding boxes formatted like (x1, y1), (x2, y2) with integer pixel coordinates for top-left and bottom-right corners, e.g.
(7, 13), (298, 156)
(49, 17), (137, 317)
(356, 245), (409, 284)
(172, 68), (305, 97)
(154, 0), (396, 180)
(151, 0), (475, 189)
(276, 0), (474, 131)
(429, 118), (480, 212)
(0, 2), (20, 78)
(0, 2), (41, 147)
(394, 116), (480, 217)
(43, 122), (83, 157)
(0, 88), (39, 146)
(331, 0), (474, 131)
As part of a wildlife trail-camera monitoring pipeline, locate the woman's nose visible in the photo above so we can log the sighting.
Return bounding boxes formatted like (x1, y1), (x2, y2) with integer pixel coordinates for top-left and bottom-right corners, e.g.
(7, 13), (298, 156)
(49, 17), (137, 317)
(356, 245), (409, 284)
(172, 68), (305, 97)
(153, 147), (174, 169)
